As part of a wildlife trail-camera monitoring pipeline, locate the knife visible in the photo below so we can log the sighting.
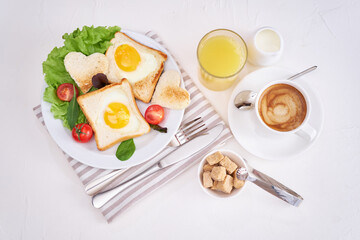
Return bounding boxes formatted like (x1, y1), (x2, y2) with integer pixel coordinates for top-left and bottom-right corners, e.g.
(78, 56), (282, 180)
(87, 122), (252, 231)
(92, 123), (224, 208)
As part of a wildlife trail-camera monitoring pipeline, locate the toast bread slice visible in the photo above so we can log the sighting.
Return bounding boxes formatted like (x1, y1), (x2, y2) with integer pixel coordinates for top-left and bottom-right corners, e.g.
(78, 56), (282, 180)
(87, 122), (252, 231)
(105, 32), (167, 103)
(64, 52), (109, 93)
(77, 79), (150, 151)
(151, 70), (190, 109)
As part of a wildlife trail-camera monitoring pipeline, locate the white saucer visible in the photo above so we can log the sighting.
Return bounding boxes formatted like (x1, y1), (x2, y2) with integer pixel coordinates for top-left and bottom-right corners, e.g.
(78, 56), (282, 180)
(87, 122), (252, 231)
(228, 67), (324, 161)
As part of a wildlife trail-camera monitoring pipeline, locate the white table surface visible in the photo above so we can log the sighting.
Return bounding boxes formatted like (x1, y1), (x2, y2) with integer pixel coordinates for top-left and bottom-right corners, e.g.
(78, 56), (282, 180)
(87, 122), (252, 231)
(1, 0), (360, 239)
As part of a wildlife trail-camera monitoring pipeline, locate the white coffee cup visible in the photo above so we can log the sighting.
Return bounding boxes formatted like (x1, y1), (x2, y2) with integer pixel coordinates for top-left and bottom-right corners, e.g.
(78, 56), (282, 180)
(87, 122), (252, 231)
(255, 80), (316, 141)
(248, 26), (283, 66)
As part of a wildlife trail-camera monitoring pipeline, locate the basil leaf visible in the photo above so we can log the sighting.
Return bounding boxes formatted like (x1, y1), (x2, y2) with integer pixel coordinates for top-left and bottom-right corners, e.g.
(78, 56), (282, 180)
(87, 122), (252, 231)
(67, 85), (79, 130)
(116, 139), (136, 161)
(150, 124), (168, 133)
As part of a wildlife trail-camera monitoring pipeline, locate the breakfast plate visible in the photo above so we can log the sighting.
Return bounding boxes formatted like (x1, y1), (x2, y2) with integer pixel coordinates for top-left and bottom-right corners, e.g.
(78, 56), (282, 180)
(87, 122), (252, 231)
(227, 67), (324, 161)
(41, 29), (184, 169)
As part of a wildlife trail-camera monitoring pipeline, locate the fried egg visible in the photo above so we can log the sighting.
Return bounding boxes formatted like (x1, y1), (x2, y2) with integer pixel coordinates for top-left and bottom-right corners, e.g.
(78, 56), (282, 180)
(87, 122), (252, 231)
(107, 39), (158, 84)
(95, 89), (140, 133)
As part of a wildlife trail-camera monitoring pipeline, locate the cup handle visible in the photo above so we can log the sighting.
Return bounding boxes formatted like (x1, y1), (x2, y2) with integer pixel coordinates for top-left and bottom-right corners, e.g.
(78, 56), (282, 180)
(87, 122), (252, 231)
(295, 123), (317, 141)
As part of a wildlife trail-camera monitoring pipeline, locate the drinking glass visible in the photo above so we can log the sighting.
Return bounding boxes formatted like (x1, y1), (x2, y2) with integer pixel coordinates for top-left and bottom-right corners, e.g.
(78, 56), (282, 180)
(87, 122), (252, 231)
(197, 29), (247, 91)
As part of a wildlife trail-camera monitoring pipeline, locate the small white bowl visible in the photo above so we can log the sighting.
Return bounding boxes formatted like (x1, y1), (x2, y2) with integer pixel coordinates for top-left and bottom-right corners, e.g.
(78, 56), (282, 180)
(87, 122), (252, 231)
(198, 149), (248, 198)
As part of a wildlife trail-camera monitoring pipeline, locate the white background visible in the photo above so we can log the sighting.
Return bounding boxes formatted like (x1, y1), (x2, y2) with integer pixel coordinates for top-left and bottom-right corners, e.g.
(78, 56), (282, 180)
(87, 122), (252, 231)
(1, 0), (360, 239)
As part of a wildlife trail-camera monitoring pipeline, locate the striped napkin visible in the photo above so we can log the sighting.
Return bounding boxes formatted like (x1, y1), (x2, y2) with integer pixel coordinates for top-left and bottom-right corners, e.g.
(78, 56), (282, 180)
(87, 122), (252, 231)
(33, 31), (233, 222)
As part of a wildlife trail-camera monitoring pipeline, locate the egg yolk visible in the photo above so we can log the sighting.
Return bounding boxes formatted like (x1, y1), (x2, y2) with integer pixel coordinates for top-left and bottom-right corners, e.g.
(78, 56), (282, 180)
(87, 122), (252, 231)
(114, 44), (141, 72)
(104, 102), (130, 129)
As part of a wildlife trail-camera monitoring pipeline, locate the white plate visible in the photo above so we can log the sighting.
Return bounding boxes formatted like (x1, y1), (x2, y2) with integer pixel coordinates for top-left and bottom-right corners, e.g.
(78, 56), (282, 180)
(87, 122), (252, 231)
(41, 30), (184, 169)
(228, 67), (324, 161)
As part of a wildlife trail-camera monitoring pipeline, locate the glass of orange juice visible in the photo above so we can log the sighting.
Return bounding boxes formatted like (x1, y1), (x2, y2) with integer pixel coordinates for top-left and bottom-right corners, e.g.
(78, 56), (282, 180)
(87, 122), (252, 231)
(197, 29), (247, 91)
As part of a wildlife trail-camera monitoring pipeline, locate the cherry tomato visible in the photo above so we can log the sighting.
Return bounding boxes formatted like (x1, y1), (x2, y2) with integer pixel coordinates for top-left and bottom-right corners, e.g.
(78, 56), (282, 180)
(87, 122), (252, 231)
(72, 123), (93, 143)
(57, 83), (79, 102)
(145, 105), (165, 125)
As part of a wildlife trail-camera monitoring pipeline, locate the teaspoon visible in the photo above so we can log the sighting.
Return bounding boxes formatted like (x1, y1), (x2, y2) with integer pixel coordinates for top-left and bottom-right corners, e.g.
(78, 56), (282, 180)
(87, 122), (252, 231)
(234, 66), (317, 110)
(236, 164), (303, 207)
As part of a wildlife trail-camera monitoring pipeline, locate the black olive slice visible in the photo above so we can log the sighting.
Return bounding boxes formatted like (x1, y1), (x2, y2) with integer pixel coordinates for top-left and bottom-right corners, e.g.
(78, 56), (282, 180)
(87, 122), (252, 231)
(92, 73), (109, 89)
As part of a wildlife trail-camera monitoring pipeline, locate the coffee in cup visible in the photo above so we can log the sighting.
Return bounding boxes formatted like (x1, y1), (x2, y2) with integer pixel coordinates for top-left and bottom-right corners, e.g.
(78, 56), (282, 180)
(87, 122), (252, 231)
(258, 83), (307, 132)
(255, 80), (316, 141)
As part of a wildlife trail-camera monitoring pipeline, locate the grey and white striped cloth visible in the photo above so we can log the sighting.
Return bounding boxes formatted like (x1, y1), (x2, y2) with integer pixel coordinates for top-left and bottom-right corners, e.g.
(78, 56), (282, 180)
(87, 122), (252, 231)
(33, 31), (233, 222)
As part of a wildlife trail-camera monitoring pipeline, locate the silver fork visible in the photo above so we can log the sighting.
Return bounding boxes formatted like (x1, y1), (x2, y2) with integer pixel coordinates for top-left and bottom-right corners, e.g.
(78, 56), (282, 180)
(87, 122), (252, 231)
(85, 117), (206, 196)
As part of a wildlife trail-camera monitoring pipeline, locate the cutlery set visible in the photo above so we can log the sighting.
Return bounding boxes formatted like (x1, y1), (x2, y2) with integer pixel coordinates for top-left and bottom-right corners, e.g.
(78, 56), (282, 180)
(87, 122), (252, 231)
(86, 117), (303, 208)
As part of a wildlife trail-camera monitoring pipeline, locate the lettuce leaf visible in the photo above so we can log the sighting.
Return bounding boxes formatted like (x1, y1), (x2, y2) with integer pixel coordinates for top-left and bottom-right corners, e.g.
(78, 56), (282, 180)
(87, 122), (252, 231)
(42, 25), (121, 129)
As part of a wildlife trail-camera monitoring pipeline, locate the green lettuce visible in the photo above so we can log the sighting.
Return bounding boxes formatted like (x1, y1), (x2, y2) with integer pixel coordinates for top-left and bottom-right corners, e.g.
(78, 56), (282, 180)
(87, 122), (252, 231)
(42, 25), (121, 129)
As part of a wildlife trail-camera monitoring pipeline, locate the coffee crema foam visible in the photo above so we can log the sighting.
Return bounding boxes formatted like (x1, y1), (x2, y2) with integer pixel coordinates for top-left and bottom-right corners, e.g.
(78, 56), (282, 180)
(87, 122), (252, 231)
(258, 83), (307, 132)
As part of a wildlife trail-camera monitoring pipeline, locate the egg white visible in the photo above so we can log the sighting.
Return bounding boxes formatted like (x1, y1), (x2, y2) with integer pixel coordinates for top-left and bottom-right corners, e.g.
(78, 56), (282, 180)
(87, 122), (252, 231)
(95, 88), (140, 133)
(107, 39), (158, 84)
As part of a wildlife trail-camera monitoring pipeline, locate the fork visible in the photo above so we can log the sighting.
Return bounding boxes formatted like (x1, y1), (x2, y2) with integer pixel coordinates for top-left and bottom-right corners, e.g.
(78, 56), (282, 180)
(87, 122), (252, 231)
(85, 117), (206, 196)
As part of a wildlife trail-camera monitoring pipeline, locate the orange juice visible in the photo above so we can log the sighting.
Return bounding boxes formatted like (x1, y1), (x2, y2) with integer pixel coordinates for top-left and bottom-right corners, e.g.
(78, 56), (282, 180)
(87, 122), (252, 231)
(197, 29), (247, 91)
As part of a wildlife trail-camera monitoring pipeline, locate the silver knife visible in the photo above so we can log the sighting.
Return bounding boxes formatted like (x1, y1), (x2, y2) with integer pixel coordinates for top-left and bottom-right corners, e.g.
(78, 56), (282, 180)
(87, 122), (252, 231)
(92, 124), (224, 208)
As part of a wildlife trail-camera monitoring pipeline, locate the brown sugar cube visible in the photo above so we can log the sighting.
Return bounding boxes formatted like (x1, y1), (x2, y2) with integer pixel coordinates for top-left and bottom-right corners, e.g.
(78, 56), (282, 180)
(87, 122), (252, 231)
(216, 175), (234, 194)
(219, 156), (238, 174)
(202, 171), (213, 188)
(210, 166), (227, 181)
(211, 181), (218, 190)
(206, 151), (224, 165)
(203, 164), (214, 172)
(233, 170), (245, 189)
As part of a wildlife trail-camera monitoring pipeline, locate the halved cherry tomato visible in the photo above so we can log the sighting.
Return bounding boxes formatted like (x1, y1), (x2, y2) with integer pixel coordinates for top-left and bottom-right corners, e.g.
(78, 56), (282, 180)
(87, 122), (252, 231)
(145, 105), (165, 125)
(57, 83), (79, 102)
(72, 123), (93, 143)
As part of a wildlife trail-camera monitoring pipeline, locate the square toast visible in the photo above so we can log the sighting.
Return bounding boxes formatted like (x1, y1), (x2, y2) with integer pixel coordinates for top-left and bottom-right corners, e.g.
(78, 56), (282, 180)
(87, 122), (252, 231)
(105, 32), (167, 103)
(77, 79), (150, 151)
